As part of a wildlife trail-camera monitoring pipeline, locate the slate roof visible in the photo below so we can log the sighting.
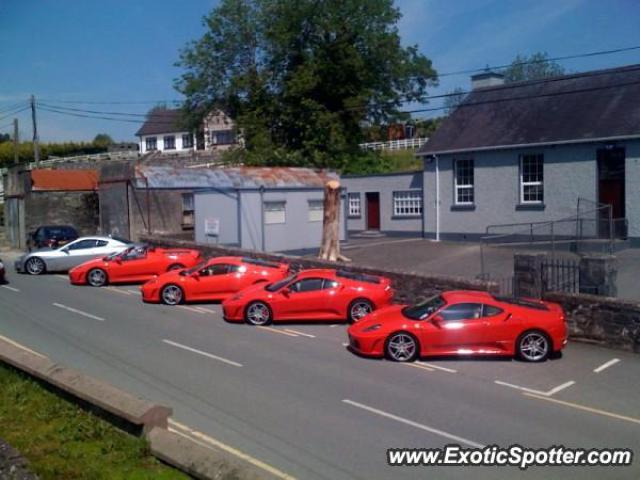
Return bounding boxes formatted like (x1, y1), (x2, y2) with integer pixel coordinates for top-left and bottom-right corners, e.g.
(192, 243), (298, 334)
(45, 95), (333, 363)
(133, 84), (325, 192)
(418, 64), (640, 156)
(135, 109), (188, 136)
(133, 166), (339, 190)
(31, 169), (98, 191)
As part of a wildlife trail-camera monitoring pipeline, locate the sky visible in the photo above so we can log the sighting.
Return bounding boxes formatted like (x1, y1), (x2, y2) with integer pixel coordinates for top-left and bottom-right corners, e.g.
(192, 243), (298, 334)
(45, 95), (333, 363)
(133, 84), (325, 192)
(1, 0), (639, 143)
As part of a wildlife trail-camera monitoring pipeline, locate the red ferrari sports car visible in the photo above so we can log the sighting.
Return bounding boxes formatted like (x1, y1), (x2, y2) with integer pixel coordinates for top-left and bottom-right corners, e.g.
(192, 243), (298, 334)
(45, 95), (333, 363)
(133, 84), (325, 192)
(69, 245), (201, 286)
(141, 256), (290, 305)
(222, 269), (394, 325)
(348, 290), (567, 363)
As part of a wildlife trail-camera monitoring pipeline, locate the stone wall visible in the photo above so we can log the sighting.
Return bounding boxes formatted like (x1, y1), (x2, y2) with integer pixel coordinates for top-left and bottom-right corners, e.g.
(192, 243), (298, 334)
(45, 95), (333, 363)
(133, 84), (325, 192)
(141, 235), (497, 304)
(544, 292), (640, 352)
(25, 191), (99, 236)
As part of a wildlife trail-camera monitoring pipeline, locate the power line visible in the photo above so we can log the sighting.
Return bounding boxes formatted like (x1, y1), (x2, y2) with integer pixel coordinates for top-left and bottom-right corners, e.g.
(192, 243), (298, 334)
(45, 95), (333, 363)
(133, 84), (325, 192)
(0, 106), (30, 122)
(38, 105), (184, 125)
(39, 98), (183, 105)
(0, 102), (28, 114)
(38, 102), (152, 117)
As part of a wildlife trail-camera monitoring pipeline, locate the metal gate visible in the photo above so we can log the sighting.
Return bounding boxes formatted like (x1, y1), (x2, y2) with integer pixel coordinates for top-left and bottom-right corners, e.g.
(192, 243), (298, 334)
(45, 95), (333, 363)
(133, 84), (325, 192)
(541, 258), (579, 294)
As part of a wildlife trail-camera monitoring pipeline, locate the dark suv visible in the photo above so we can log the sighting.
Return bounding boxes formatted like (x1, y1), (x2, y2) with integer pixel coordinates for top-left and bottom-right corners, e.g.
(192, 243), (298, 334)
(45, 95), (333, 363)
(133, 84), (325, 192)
(27, 225), (79, 251)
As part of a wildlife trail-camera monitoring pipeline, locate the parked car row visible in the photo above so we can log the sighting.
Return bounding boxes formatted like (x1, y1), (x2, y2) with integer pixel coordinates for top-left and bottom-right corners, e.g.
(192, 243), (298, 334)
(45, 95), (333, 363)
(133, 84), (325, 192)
(13, 235), (568, 363)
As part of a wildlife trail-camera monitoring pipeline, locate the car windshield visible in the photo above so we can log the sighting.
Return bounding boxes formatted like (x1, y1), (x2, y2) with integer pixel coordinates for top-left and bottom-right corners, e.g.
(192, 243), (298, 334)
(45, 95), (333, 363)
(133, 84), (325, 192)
(265, 275), (297, 292)
(104, 246), (133, 260)
(180, 261), (208, 276)
(402, 295), (446, 320)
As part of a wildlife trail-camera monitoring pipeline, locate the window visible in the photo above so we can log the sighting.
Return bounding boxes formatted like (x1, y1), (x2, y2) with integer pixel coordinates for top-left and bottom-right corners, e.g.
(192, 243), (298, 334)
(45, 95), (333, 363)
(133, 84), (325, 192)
(182, 134), (193, 149)
(95, 240), (108, 247)
(393, 191), (422, 217)
(482, 305), (504, 317)
(182, 193), (194, 229)
(145, 137), (157, 151)
(308, 200), (324, 222)
(402, 295), (446, 320)
(212, 130), (236, 145)
(289, 278), (324, 293)
(200, 264), (230, 276)
(163, 135), (176, 150)
(454, 159), (474, 205)
(67, 239), (98, 250)
(323, 279), (339, 289)
(520, 154), (544, 204)
(439, 303), (483, 321)
(264, 201), (286, 224)
(348, 193), (361, 217)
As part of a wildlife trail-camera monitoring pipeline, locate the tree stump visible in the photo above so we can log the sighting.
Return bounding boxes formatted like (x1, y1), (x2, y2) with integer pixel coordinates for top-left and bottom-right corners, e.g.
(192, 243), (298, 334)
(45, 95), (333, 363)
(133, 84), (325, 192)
(318, 180), (350, 262)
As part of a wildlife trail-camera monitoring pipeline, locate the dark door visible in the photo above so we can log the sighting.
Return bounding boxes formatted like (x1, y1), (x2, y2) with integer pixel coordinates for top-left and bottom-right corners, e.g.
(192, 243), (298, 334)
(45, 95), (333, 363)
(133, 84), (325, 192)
(597, 147), (625, 237)
(366, 192), (380, 230)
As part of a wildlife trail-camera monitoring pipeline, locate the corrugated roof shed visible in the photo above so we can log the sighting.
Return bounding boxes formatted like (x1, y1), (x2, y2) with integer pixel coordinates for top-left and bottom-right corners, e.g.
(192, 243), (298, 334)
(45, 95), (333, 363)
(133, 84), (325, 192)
(134, 166), (339, 190)
(135, 109), (188, 136)
(31, 169), (98, 191)
(418, 64), (640, 156)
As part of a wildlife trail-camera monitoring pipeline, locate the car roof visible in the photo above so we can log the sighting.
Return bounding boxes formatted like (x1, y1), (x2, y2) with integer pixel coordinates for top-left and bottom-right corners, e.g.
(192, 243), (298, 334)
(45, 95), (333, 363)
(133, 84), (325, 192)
(441, 290), (494, 303)
(209, 256), (242, 264)
(295, 269), (337, 278)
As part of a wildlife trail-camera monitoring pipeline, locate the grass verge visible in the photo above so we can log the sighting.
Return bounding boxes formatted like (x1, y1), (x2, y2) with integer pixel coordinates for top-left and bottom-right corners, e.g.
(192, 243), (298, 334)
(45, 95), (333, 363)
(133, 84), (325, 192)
(0, 362), (188, 480)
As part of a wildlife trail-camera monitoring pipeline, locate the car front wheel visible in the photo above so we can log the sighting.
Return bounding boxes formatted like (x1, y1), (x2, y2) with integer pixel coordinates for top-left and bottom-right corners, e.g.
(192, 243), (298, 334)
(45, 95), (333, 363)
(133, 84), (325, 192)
(385, 332), (419, 362)
(516, 330), (551, 362)
(245, 301), (272, 326)
(87, 268), (108, 287)
(25, 257), (46, 275)
(161, 284), (184, 305)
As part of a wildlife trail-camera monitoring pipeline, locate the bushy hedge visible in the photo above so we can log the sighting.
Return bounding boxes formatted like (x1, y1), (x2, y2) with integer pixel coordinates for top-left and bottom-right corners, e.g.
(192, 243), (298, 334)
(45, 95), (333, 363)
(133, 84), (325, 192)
(0, 141), (107, 168)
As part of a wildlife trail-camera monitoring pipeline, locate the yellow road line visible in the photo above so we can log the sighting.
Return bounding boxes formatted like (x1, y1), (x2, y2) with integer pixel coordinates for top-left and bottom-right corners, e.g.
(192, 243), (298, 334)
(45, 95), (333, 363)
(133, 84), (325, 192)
(257, 326), (298, 337)
(168, 420), (296, 479)
(524, 393), (640, 426)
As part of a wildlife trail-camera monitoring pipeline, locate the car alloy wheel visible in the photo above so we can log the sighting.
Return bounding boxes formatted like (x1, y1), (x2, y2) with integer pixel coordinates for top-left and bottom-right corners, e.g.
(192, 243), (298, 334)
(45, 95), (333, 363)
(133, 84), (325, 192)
(349, 299), (373, 323)
(386, 333), (418, 362)
(87, 268), (107, 287)
(25, 257), (45, 275)
(245, 301), (272, 326)
(161, 285), (183, 305)
(518, 331), (550, 362)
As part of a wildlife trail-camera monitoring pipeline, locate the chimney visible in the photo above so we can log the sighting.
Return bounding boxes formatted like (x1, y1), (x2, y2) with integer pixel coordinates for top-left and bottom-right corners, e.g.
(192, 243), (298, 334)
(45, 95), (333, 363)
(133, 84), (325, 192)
(470, 71), (505, 90)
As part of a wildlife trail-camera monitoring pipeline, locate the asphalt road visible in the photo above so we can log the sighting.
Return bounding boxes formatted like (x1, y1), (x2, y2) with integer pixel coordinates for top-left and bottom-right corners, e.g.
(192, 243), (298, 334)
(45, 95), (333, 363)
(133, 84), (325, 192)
(0, 250), (639, 480)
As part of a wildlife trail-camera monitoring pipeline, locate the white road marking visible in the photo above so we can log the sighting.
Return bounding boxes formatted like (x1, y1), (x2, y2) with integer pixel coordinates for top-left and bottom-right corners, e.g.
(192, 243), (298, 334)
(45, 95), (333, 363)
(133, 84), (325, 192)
(177, 305), (206, 314)
(104, 286), (132, 296)
(1, 285), (19, 292)
(419, 362), (457, 373)
(524, 393), (640, 426)
(169, 420), (295, 479)
(54, 274), (68, 279)
(257, 326), (298, 337)
(404, 363), (435, 372)
(162, 339), (243, 367)
(343, 399), (484, 448)
(594, 358), (620, 373)
(0, 334), (47, 359)
(341, 342), (349, 347)
(329, 324), (339, 328)
(193, 306), (214, 314)
(494, 380), (575, 397)
(52, 303), (105, 322)
(283, 329), (315, 338)
(126, 289), (140, 294)
(196, 306), (218, 313)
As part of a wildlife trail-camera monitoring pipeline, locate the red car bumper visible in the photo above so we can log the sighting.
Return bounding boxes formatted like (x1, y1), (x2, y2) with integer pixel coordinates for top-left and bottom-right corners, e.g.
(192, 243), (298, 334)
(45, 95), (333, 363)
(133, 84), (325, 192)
(347, 332), (386, 358)
(221, 302), (245, 322)
(140, 283), (160, 303)
(68, 269), (86, 285)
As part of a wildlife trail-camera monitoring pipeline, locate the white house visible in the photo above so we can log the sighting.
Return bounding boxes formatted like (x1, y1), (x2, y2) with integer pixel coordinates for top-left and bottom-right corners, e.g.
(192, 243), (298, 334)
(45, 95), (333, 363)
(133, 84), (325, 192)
(136, 109), (239, 154)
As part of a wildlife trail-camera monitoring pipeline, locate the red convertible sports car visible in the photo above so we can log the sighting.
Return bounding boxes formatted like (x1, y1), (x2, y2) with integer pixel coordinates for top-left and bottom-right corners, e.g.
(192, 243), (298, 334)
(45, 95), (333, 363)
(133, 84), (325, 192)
(69, 245), (201, 286)
(347, 291), (567, 363)
(222, 269), (394, 325)
(141, 256), (290, 305)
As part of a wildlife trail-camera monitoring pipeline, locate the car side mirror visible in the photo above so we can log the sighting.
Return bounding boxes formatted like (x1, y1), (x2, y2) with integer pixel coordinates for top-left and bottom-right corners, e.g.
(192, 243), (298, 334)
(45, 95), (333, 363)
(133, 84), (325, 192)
(281, 288), (290, 297)
(431, 315), (443, 327)
(61, 247), (70, 254)
(191, 271), (200, 279)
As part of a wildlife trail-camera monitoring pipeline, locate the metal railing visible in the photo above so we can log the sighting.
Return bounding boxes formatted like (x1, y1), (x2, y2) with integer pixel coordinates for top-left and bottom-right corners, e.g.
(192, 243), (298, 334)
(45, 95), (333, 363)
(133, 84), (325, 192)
(359, 137), (428, 151)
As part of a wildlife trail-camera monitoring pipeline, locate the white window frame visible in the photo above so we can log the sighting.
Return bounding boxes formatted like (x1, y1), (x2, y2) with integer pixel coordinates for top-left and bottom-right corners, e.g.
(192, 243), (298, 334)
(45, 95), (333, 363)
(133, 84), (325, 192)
(520, 153), (544, 204)
(348, 193), (361, 217)
(264, 201), (286, 224)
(454, 159), (475, 205)
(145, 136), (157, 151)
(392, 191), (422, 217)
(163, 135), (176, 150)
(308, 200), (324, 222)
(182, 133), (193, 149)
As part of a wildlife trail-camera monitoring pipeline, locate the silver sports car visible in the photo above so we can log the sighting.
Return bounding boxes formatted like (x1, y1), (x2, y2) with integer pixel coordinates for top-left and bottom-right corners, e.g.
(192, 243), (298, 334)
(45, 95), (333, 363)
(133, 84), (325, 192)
(15, 236), (131, 275)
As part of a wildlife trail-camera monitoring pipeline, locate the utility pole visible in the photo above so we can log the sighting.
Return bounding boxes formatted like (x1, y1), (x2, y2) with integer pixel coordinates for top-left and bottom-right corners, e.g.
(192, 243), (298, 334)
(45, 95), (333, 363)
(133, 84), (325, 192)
(13, 118), (19, 165)
(30, 94), (40, 166)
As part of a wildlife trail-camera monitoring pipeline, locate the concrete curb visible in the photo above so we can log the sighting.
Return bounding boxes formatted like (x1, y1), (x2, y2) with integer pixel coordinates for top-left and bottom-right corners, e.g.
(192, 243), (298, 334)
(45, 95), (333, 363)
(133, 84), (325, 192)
(149, 427), (269, 480)
(0, 337), (274, 479)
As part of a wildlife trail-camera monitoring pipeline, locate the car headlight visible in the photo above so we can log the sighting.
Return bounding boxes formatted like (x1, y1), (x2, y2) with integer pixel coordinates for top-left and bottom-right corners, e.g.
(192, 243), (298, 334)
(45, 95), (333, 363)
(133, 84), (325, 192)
(363, 324), (382, 332)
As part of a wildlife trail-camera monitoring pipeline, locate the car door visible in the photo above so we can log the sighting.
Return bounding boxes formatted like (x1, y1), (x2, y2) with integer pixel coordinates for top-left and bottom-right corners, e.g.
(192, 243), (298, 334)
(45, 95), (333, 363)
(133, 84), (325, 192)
(58, 239), (100, 270)
(479, 303), (520, 353)
(114, 248), (153, 282)
(420, 303), (486, 355)
(277, 277), (330, 320)
(190, 263), (232, 300)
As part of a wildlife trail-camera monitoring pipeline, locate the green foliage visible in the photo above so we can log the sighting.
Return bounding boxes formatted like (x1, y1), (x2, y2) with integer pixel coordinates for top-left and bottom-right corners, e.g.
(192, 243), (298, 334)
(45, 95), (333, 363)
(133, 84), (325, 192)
(176, 0), (438, 171)
(443, 87), (467, 114)
(0, 141), (108, 168)
(0, 364), (187, 479)
(0, 133), (10, 143)
(93, 133), (114, 148)
(503, 52), (566, 83)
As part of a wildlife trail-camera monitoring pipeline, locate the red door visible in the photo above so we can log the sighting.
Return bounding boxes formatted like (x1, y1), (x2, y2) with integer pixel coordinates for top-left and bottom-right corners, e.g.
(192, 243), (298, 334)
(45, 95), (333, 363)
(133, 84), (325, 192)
(366, 193), (380, 230)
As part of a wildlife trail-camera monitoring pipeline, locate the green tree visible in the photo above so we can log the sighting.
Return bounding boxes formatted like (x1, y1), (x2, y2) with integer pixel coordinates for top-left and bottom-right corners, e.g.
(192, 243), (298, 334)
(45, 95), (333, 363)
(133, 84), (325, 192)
(175, 0), (438, 170)
(93, 133), (114, 148)
(443, 87), (467, 115)
(0, 133), (10, 143)
(503, 52), (565, 83)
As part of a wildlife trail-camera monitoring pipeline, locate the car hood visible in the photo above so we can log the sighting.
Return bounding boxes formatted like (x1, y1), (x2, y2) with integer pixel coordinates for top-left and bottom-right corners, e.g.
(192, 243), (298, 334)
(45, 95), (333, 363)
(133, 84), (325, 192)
(350, 304), (407, 330)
